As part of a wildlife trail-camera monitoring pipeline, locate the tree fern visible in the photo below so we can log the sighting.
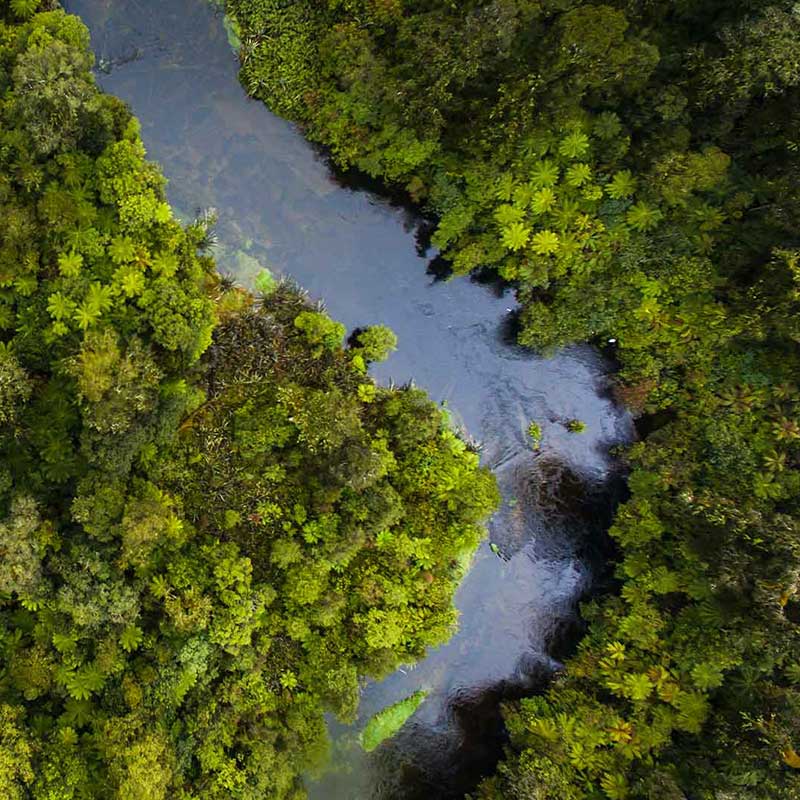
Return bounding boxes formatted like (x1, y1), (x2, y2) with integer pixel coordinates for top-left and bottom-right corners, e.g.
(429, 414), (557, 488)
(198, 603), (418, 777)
(607, 170), (637, 200)
(531, 230), (560, 255)
(531, 187), (557, 215)
(47, 292), (75, 321)
(559, 132), (590, 160)
(530, 160), (560, 187)
(566, 163), (592, 187)
(65, 666), (105, 700)
(58, 251), (83, 278)
(501, 222), (531, 251)
(494, 203), (524, 226)
(626, 202), (663, 231)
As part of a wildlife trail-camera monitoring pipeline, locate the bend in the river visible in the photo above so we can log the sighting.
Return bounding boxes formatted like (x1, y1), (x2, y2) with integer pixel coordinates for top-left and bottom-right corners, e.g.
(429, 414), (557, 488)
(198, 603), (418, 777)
(65, 1), (635, 796)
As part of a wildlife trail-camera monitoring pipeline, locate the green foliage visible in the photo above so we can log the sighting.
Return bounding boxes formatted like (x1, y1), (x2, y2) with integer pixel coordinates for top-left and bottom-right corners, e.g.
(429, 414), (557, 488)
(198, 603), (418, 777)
(352, 325), (397, 364)
(225, 0), (800, 797)
(254, 267), (277, 296)
(10, 0), (39, 21)
(293, 309), (346, 355)
(527, 421), (542, 450)
(501, 222), (530, 252)
(0, 8), (498, 799)
(359, 690), (428, 752)
(0, 349), (32, 427)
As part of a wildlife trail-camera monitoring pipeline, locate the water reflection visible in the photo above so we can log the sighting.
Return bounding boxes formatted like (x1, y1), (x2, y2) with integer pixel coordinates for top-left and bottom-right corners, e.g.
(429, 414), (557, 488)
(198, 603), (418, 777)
(64, 1), (634, 795)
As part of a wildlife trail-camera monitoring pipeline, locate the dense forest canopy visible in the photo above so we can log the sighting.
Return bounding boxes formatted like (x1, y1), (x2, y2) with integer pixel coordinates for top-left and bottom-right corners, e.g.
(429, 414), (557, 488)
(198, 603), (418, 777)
(1, 0), (799, 797)
(0, 3), (499, 797)
(222, 1), (800, 798)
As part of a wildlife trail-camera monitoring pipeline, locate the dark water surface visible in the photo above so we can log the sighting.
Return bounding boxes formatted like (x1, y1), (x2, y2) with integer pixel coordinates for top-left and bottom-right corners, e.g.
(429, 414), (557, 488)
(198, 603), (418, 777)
(64, 1), (634, 796)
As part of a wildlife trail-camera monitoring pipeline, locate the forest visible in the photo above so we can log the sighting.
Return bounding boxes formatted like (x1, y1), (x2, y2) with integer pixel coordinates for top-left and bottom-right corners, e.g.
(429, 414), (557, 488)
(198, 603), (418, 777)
(0, 3), (499, 797)
(221, 0), (800, 798)
(0, 0), (799, 798)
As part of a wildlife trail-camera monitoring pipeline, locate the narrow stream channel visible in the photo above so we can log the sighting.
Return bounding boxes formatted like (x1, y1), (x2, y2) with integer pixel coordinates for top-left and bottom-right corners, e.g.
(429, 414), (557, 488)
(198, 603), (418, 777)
(64, 1), (635, 796)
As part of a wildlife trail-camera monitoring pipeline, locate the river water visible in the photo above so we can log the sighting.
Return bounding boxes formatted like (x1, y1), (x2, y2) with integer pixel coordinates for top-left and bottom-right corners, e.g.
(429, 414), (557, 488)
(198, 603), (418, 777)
(64, 1), (634, 796)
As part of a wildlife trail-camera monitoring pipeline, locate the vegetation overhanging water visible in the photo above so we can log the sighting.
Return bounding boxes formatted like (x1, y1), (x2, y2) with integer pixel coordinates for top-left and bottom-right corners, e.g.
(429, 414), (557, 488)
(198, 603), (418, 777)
(5, 1), (796, 798)
(62, 0), (633, 795)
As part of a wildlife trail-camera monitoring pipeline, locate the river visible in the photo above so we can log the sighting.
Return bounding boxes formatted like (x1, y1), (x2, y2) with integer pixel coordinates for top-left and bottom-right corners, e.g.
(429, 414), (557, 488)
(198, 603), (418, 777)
(63, 1), (634, 796)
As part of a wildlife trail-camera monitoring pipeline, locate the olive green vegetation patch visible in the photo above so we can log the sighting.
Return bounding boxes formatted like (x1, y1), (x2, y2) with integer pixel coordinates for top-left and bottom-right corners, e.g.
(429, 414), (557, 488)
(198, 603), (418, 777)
(206, 0), (241, 52)
(223, 14), (241, 51)
(359, 690), (428, 753)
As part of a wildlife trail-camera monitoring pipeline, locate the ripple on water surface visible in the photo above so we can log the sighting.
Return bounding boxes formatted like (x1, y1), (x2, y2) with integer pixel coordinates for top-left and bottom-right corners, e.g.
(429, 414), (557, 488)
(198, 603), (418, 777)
(64, 0), (634, 795)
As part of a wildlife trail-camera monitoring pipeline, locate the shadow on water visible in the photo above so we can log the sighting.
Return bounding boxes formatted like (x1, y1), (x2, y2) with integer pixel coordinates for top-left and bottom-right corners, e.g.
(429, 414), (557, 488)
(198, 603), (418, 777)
(64, 0), (635, 796)
(315, 457), (629, 800)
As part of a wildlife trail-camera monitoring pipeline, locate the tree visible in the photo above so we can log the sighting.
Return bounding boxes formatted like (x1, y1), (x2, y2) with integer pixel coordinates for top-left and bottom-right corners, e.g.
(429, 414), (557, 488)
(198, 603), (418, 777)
(0, 11), (499, 797)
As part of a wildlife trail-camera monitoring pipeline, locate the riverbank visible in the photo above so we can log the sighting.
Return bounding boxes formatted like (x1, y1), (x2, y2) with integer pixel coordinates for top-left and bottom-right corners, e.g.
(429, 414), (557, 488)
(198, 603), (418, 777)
(216, 2), (800, 797)
(62, 0), (634, 795)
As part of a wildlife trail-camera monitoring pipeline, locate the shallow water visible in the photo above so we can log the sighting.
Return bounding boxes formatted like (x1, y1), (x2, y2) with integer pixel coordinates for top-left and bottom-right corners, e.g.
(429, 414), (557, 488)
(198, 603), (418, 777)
(64, 1), (634, 795)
